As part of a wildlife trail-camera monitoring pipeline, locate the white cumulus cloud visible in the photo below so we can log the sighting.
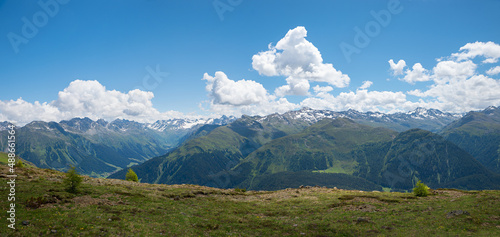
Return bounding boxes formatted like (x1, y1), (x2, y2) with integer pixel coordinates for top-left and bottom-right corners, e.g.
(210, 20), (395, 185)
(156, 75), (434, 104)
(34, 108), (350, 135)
(202, 71), (269, 106)
(252, 26), (350, 96)
(401, 63), (431, 84)
(409, 75), (500, 113)
(486, 66), (500, 76)
(274, 77), (310, 97)
(388, 59), (406, 76)
(0, 99), (62, 125)
(432, 60), (476, 84)
(399, 42), (500, 113)
(451, 41), (500, 63)
(359, 81), (373, 90)
(201, 71), (300, 117)
(0, 80), (186, 126)
(312, 85), (334, 93)
(52, 80), (160, 121)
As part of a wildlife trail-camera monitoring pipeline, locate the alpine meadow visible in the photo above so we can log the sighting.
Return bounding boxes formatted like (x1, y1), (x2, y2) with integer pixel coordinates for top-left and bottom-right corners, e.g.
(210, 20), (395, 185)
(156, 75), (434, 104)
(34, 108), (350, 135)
(1, 1), (500, 236)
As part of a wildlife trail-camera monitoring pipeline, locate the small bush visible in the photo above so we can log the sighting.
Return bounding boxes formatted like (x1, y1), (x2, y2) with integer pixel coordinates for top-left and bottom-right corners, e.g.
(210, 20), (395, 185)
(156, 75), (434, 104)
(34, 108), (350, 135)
(125, 168), (139, 182)
(413, 180), (430, 197)
(235, 188), (246, 193)
(64, 166), (82, 193)
(25, 196), (46, 209)
(25, 195), (56, 209)
(15, 159), (24, 168)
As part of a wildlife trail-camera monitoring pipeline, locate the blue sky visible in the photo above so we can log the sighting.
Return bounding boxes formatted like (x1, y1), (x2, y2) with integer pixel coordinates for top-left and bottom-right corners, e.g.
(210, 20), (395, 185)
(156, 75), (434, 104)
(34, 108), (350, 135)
(1, 0), (500, 125)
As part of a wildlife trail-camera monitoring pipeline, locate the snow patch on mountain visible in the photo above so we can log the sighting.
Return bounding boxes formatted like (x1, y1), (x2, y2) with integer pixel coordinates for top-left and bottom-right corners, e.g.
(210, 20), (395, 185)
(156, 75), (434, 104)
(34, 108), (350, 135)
(0, 121), (11, 131)
(147, 115), (236, 132)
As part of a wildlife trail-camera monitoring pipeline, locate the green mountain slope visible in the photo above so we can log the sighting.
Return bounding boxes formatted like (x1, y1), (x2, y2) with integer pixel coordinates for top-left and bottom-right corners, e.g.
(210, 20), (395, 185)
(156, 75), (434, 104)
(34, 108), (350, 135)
(353, 129), (500, 191)
(440, 106), (500, 173)
(0, 120), (173, 177)
(231, 118), (498, 191)
(233, 121), (498, 191)
(343, 107), (461, 132)
(232, 118), (398, 189)
(0, 116), (236, 177)
(108, 114), (317, 186)
(111, 116), (499, 191)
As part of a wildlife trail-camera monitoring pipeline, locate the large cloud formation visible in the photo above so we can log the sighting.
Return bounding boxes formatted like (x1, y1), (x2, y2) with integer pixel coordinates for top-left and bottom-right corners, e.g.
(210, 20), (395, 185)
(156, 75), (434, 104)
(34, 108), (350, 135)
(0, 80), (183, 125)
(2, 28), (500, 125)
(390, 41), (500, 113)
(252, 26), (350, 96)
(202, 71), (269, 106)
(201, 71), (298, 117)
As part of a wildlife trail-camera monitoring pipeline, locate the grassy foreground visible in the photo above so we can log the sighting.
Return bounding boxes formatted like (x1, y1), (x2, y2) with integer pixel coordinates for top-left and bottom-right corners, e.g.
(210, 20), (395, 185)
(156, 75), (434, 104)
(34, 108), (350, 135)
(1, 164), (499, 236)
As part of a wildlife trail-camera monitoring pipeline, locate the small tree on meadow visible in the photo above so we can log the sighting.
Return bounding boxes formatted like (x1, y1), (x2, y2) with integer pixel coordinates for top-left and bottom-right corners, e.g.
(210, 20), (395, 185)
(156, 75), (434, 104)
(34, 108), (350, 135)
(64, 166), (82, 193)
(125, 168), (139, 182)
(15, 159), (24, 168)
(413, 180), (430, 197)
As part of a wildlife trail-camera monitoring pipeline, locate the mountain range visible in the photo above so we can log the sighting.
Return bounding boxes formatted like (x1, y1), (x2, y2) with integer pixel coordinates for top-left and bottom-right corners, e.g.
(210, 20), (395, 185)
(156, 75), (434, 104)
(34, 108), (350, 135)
(3, 106), (500, 191)
(0, 116), (235, 177)
(440, 106), (500, 173)
(109, 106), (500, 191)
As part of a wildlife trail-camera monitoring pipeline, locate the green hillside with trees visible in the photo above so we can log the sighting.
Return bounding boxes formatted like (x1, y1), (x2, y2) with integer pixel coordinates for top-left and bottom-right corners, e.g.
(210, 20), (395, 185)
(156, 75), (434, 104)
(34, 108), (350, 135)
(112, 116), (500, 192)
(440, 106), (500, 173)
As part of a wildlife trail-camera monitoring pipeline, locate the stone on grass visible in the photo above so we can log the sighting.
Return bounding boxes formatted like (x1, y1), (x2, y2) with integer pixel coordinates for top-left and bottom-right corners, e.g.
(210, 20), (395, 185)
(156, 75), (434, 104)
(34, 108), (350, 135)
(446, 210), (470, 218)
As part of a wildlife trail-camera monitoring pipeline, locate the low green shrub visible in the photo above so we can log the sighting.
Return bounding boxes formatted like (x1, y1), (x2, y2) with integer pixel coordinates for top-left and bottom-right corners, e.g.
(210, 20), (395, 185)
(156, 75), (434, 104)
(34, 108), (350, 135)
(15, 159), (24, 168)
(64, 166), (82, 193)
(413, 180), (430, 197)
(126, 168), (139, 182)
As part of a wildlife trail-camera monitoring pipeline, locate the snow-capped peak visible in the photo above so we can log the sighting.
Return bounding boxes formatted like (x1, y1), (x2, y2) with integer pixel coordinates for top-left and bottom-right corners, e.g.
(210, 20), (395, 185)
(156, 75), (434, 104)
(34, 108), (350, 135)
(146, 116), (236, 132)
(485, 106), (497, 111)
(0, 121), (11, 131)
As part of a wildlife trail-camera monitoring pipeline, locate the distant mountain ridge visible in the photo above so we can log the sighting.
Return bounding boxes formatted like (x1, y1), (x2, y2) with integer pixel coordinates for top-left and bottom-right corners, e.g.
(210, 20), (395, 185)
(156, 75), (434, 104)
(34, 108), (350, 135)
(440, 106), (500, 173)
(282, 107), (462, 132)
(0, 107), (458, 133)
(109, 106), (500, 191)
(0, 116), (236, 177)
(111, 113), (499, 191)
(0, 115), (237, 132)
(2, 106), (495, 184)
(108, 110), (326, 185)
(0, 121), (11, 131)
(146, 115), (235, 131)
